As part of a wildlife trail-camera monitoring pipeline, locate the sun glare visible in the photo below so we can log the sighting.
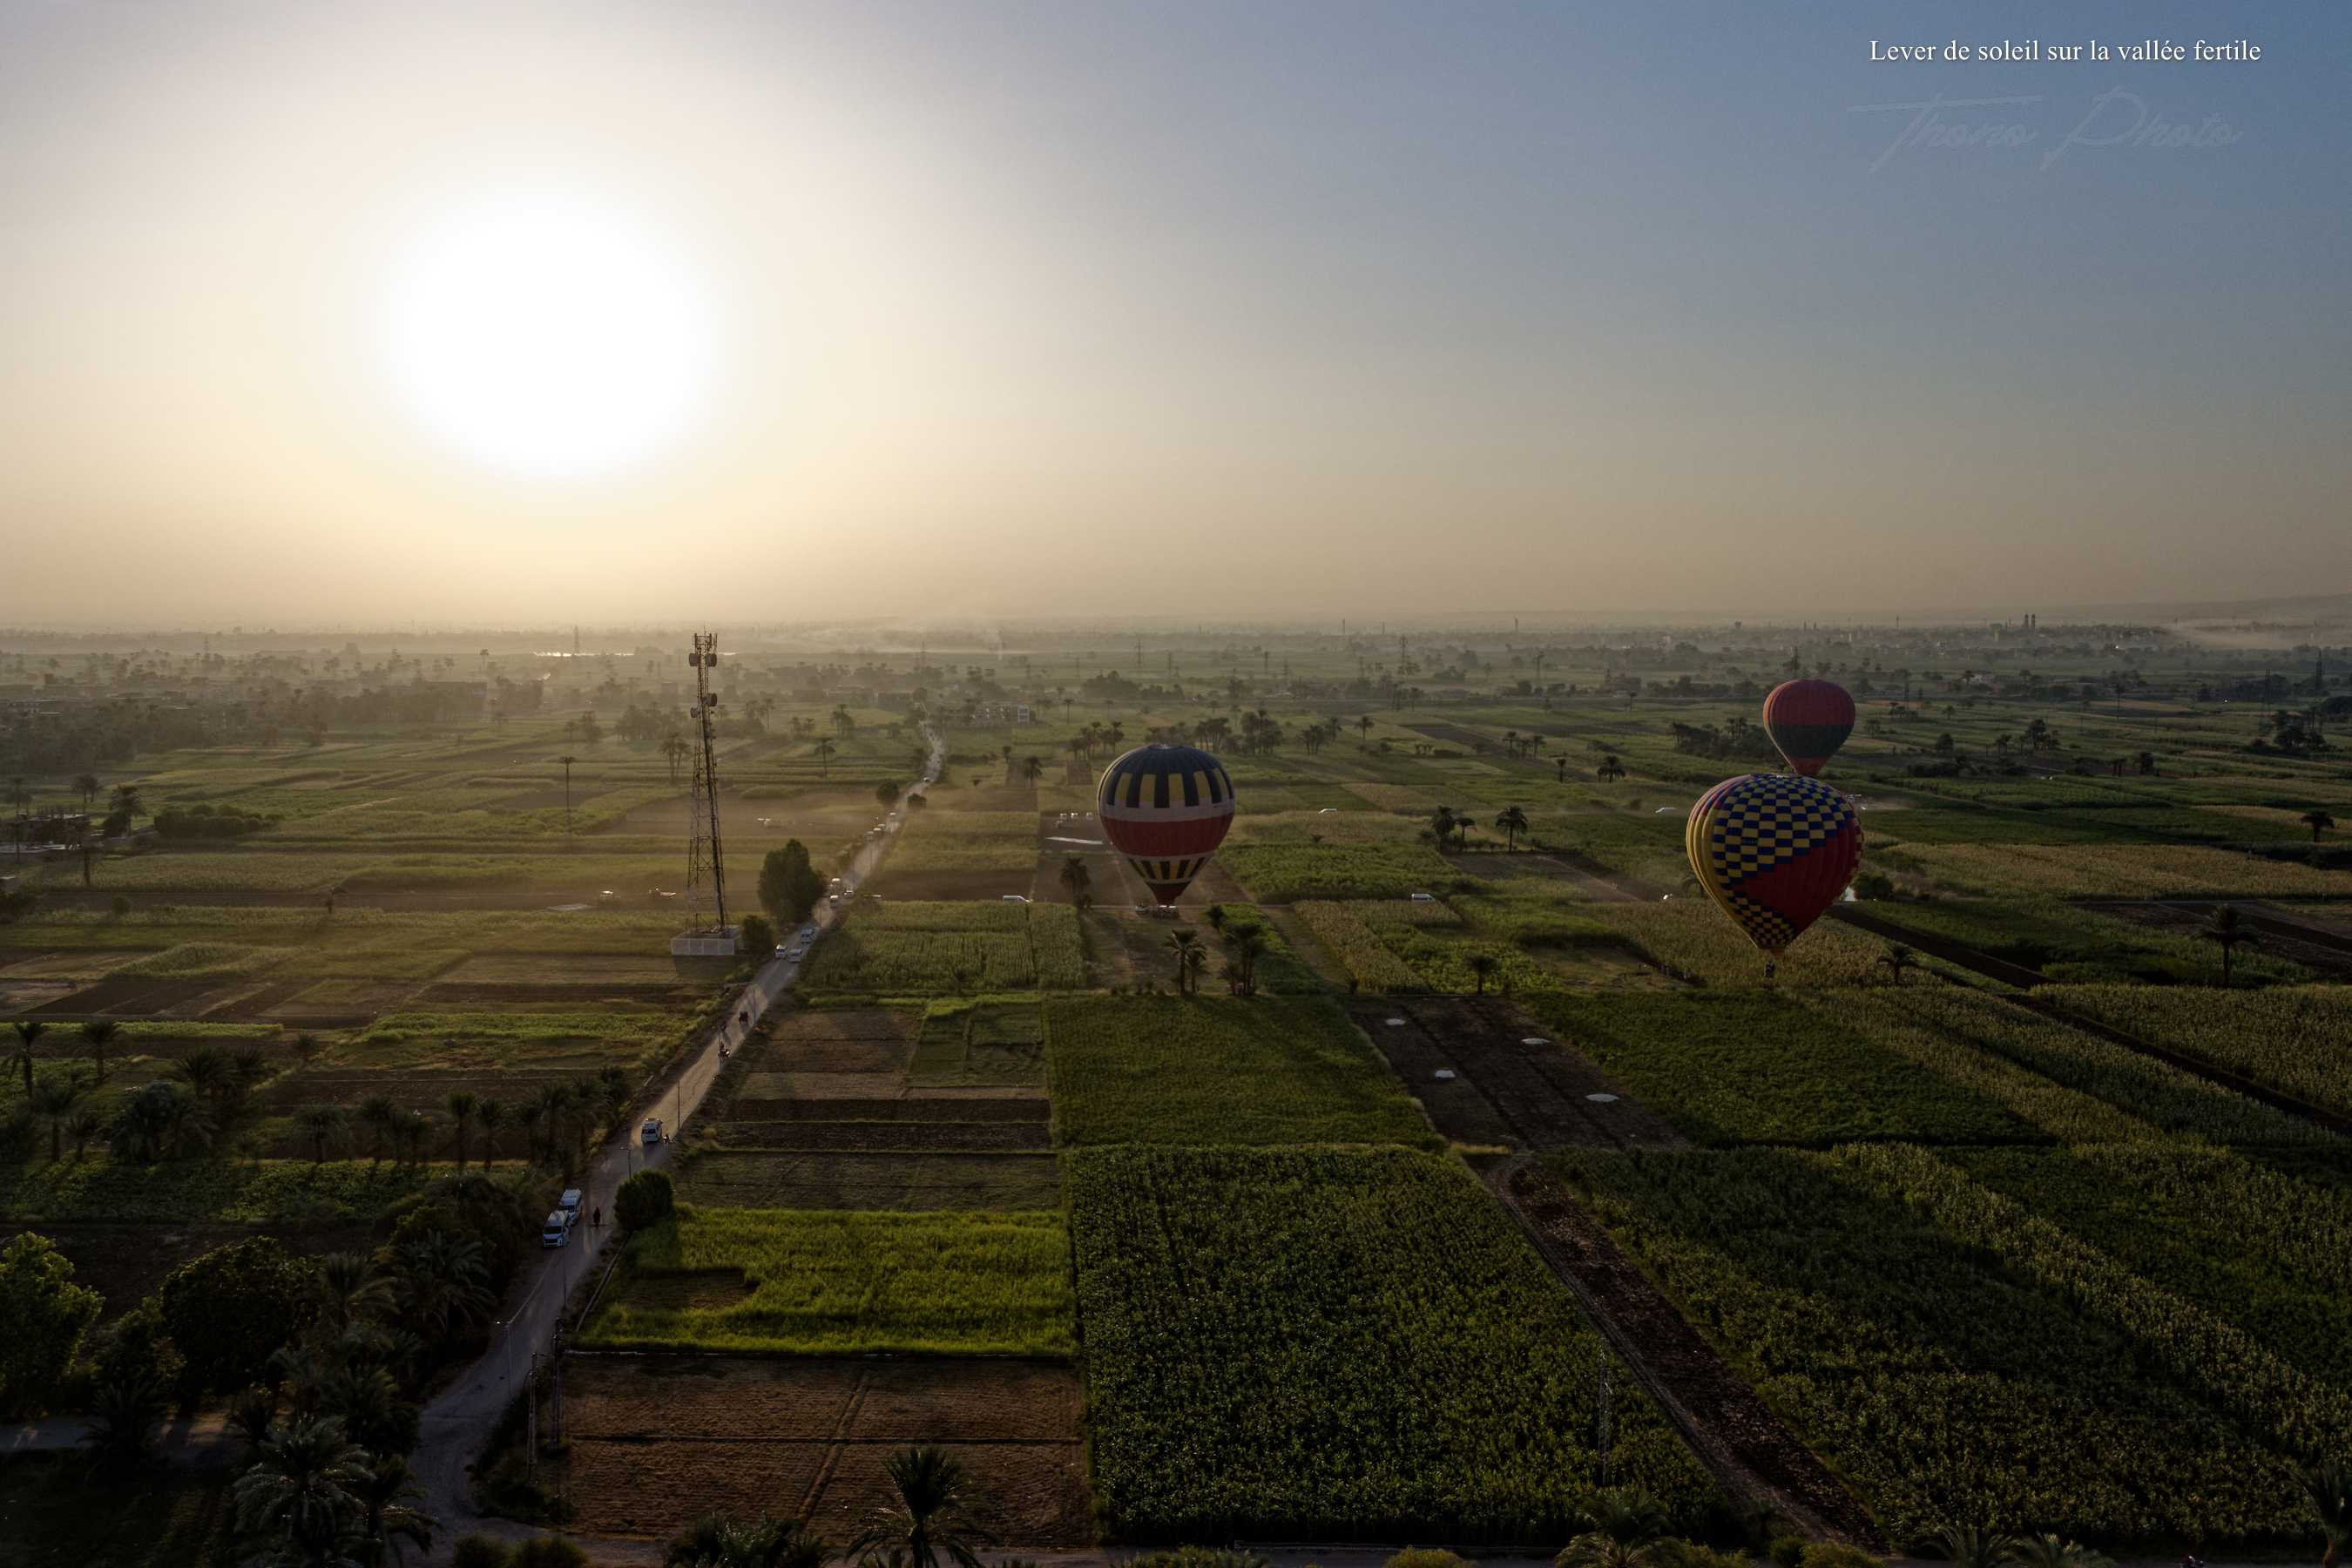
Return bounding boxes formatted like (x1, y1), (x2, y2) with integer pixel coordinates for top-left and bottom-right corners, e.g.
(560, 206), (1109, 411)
(375, 191), (717, 482)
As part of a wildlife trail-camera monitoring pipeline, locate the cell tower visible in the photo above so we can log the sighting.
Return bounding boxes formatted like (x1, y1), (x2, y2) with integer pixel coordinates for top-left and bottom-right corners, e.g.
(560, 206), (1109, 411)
(684, 631), (729, 936)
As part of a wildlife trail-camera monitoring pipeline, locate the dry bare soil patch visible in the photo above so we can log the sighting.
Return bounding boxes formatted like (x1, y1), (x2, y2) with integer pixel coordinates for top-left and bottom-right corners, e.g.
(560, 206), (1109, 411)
(560, 1355), (1090, 1544)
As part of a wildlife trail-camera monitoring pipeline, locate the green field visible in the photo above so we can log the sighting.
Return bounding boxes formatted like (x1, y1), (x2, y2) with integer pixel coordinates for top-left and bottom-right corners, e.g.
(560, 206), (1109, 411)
(1068, 1145), (1713, 1542)
(583, 1206), (1072, 1355)
(1044, 995), (1439, 1150)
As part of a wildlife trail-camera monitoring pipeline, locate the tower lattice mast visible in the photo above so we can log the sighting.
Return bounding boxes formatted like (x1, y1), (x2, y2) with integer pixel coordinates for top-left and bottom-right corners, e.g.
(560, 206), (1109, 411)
(685, 632), (728, 934)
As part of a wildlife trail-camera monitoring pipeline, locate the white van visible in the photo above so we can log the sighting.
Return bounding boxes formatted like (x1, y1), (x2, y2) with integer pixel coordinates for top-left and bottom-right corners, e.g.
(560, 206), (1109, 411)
(558, 1188), (583, 1215)
(540, 1209), (574, 1247)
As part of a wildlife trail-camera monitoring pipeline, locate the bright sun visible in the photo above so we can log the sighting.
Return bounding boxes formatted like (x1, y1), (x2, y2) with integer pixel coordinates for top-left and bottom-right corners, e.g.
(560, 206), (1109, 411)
(376, 192), (717, 482)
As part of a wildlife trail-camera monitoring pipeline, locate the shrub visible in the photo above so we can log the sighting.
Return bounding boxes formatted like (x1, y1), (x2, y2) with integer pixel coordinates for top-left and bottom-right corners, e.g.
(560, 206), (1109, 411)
(0, 1233), (102, 1416)
(451, 1536), (512, 1568)
(614, 1169), (674, 1233)
(1768, 1537), (1807, 1568)
(1657, 1544), (1754, 1568)
(510, 1538), (591, 1568)
(1800, 1545), (1879, 1568)
(1125, 1552), (1273, 1568)
(1388, 1551), (1476, 1568)
(156, 1235), (309, 1396)
(738, 915), (776, 956)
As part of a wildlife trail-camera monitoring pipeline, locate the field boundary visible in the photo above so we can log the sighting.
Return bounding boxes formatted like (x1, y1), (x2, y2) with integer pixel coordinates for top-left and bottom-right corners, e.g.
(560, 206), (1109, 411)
(1486, 1156), (1883, 1550)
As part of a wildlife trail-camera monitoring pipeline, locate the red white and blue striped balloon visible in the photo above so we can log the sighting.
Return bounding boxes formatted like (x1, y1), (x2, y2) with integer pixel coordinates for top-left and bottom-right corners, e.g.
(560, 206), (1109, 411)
(1096, 744), (1236, 905)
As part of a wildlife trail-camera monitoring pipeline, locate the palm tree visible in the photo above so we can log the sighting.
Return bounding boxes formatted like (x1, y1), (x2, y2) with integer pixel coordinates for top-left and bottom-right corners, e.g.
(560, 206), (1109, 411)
(65, 1107), (103, 1159)
(1020, 756), (1044, 785)
(666, 1515), (831, 1568)
(233, 1416), (370, 1568)
(80, 1369), (166, 1472)
(12, 1017), (47, 1097)
(2302, 1455), (2349, 1568)
(81, 1017), (118, 1083)
(446, 1091), (477, 1170)
(1058, 856), (1092, 912)
(2304, 808), (2338, 843)
(813, 738), (836, 777)
(312, 1252), (395, 1335)
(1494, 805), (1530, 852)
(1554, 1489), (1675, 1568)
(179, 1047), (232, 1104)
(476, 1098), (506, 1167)
(1596, 755), (1626, 783)
(393, 1230), (497, 1342)
(351, 1452), (436, 1567)
(2203, 904), (2259, 988)
(359, 1095), (397, 1166)
(845, 1446), (994, 1568)
(74, 773), (101, 813)
(1221, 922), (1268, 998)
(1466, 952), (1499, 997)
(31, 1078), (79, 1161)
(1936, 1525), (2023, 1568)
(292, 1031), (324, 1071)
(1877, 943), (1919, 985)
(297, 1106), (348, 1167)
(1166, 929), (1206, 997)
(1429, 805), (1458, 849)
(557, 754), (578, 834)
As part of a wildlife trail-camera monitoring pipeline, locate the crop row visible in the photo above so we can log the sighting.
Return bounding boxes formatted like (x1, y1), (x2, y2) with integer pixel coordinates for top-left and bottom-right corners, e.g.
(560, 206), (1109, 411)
(1065, 1145), (1713, 1542)
(1042, 995), (1438, 1151)
(1525, 990), (2030, 1147)
(1801, 984), (2327, 1147)
(582, 1206), (1072, 1356)
(1944, 1144), (2352, 1399)
(2042, 985), (2352, 1121)
(1547, 1145), (2325, 1545)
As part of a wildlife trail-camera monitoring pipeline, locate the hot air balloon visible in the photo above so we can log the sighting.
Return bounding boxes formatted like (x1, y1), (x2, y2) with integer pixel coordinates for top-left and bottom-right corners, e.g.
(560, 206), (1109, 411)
(1685, 772), (1862, 972)
(1761, 679), (1855, 777)
(1097, 743), (1237, 905)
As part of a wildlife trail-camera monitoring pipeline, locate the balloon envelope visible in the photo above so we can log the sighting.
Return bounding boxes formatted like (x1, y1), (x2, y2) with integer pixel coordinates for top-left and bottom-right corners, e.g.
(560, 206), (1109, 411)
(1761, 679), (1855, 776)
(1097, 744), (1236, 905)
(1686, 772), (1862, 955)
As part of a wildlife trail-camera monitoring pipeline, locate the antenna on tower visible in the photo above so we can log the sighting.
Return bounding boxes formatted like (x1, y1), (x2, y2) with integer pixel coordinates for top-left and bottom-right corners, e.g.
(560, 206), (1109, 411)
(674, 632), (732, 952)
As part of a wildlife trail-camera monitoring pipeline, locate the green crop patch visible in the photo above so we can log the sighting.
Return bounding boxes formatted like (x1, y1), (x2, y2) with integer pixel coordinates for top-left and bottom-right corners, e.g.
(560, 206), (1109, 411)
(2043, 984), (2352, 1121)
(1526, 990), (2035, 1146)
(1067, 1145), (1712, 1542)
(1548, 1144), (2334, 1545)
(583, 1206), (1072, 1355)
(1044, 995), (1439, 1150)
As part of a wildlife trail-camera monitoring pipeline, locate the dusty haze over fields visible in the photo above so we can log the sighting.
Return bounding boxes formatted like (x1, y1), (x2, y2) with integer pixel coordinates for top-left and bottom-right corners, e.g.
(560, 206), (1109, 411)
(2, 0), (2346, 625)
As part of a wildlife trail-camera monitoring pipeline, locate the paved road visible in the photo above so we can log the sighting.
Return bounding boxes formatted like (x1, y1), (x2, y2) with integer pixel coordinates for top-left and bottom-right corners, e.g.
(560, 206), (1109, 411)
(404, 725), (944, 1560)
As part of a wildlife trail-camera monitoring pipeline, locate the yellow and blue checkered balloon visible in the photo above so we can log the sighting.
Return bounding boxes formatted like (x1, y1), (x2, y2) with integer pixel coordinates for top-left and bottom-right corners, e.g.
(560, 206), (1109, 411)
(1685, 772), (1862, 956)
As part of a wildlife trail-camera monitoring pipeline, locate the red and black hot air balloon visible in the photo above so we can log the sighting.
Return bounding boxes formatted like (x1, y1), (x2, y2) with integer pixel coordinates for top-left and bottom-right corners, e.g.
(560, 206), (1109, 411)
(1096, 743), (1237, 905)
(1761, 679), (1855, 777)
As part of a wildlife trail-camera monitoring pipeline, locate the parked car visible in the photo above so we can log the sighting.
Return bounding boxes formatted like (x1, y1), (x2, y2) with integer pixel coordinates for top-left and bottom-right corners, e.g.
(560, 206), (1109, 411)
(641, 1118), (664, 1146)
(1409, 892), (1437, 903)
(541, 1209), (575, 1247)
(558, 1187), (583, 1215)
(1001, 894), (1030, 904)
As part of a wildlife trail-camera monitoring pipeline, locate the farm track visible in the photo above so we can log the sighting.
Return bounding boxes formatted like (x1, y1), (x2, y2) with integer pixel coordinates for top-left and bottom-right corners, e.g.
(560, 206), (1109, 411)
(1488, 1157), (1884, 1550)
(1351, 996), (1682, 1152)
(1827, 905), (2045, 988)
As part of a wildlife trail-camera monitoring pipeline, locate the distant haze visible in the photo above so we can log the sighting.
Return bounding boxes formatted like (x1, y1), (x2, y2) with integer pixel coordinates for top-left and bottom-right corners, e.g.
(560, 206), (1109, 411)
(3, 0), (2347, 625)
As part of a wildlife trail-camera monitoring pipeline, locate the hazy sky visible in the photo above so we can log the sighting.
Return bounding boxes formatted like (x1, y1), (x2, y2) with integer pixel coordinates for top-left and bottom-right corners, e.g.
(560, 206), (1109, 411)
(2, 1), (2346, 626)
